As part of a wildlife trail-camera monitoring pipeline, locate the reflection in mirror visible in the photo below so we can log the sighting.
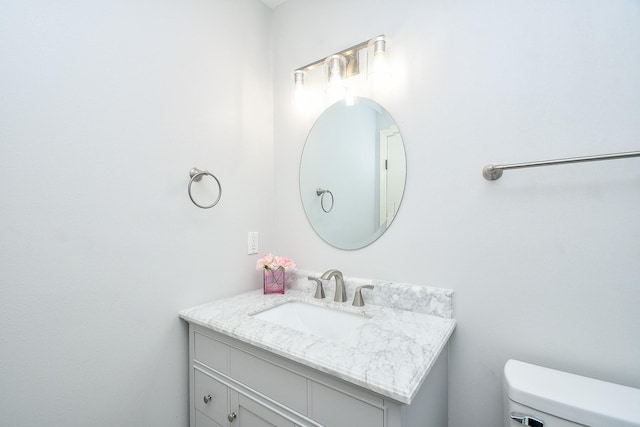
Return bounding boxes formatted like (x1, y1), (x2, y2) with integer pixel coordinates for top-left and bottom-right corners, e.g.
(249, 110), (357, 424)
(300, 97), (406, 250)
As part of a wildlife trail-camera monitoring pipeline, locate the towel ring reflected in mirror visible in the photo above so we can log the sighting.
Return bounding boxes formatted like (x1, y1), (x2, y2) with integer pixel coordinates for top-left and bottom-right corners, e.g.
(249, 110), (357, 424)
(316, 188), (334, 213)
(188, 167), (222, 209)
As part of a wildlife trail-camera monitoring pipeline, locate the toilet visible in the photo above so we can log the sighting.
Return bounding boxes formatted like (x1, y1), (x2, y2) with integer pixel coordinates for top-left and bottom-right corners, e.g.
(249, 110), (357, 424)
(503, 359), (640, 426)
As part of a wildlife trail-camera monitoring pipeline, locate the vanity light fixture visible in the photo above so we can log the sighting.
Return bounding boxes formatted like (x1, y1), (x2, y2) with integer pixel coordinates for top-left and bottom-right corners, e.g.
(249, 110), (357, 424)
(293, 34), (389, 99)
(293, 69), (305, 88)
(326, 54), (346, 84)
(371, 35), (387, 57)
(368, 35), (390, 84)
(370, 35), (388, 71)
(325, 54), (347, 99)
(292, 69), (309, 109)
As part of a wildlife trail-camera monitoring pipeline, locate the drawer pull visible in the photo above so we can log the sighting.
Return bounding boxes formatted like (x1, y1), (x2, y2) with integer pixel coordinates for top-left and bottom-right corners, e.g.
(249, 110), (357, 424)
(203, 394), (213, 404)
(227, 412), (237, 422)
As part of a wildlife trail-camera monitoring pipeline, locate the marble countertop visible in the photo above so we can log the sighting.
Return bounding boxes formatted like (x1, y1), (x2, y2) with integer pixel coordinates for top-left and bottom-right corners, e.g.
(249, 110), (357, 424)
(179, 284), (456, 404)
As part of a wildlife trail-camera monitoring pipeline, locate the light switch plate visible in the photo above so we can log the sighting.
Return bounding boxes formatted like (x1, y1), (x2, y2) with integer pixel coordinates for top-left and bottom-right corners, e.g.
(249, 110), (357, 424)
(248, 232), (259, 255)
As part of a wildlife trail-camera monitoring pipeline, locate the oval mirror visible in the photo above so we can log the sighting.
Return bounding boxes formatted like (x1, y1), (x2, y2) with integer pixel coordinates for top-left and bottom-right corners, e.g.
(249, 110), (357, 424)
(300, 97), (407, 250)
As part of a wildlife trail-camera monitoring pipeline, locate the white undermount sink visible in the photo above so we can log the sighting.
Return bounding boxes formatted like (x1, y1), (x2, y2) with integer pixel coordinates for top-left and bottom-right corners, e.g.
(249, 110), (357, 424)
(252, 301), (371, 343)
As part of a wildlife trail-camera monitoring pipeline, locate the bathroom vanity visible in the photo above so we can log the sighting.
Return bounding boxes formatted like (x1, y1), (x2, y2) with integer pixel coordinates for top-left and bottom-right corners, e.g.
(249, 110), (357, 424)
(179, 272), (455, 427)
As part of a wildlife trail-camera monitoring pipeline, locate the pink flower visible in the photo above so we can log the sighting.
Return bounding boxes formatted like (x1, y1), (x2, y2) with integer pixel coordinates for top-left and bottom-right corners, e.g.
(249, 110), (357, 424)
(275, 256), (296, 270)
(256, 253), (275, 270)
(256, 253), (296, 271)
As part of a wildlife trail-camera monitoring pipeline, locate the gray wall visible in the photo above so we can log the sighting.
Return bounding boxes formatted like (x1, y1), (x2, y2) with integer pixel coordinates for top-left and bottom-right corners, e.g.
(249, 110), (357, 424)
(0, 0), (272, 425)
(271, 0), (640, 426)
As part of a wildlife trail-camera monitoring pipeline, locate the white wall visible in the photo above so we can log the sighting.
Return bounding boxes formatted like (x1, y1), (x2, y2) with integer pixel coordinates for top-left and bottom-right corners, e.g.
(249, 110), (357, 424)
(0, 0), (272, 425)
(272, 1), (640, 426)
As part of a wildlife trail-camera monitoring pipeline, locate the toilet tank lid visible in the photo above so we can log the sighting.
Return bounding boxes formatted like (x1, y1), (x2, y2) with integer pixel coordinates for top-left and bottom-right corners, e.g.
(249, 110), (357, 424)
(504, 359), (640, 427)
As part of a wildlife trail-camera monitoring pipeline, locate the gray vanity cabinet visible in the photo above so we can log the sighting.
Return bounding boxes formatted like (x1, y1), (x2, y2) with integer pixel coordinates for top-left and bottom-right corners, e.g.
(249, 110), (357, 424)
(188, 324), (448, 427)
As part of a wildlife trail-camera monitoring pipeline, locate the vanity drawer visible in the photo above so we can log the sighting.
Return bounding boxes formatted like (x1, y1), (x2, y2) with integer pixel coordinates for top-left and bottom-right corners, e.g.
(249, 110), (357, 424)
(310, 381), (384, 427)
(194, 370), (228, 426)
(194, 331), (229, 373)
(229, 348), (308, 415)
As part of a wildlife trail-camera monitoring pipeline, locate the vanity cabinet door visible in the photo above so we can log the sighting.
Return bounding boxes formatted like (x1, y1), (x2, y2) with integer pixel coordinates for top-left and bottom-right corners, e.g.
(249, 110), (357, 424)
(309, 381), (384, 427)
(230, 391), (296, 427)
(194, 370), (228, 426)
(195, 409), (223, 427)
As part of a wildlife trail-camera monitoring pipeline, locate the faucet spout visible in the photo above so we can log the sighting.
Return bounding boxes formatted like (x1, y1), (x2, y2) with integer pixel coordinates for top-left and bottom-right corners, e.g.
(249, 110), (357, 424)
(320, 269), (346, 303)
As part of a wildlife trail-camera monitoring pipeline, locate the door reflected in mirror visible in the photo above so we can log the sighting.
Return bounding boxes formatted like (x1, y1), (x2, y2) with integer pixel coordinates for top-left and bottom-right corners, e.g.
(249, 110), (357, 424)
(300, 97), (406, 250)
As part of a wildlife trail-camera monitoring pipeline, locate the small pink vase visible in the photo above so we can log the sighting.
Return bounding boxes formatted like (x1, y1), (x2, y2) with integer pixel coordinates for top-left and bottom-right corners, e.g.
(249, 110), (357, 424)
(263, 268), (285, 294)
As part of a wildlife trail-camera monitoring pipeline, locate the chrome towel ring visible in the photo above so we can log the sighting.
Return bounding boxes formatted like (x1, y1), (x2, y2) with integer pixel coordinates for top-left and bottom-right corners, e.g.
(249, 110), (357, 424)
(188, 167), (222, 209)
(316, 188), (334, 213)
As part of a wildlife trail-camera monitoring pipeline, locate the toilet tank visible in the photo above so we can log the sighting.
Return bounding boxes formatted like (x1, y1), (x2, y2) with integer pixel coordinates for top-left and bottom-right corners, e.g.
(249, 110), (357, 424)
(503, 359), (640, 427)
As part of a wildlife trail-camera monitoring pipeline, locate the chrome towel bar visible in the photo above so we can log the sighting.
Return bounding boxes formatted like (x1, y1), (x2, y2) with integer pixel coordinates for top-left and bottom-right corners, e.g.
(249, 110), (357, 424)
(483, 150), (640, 180)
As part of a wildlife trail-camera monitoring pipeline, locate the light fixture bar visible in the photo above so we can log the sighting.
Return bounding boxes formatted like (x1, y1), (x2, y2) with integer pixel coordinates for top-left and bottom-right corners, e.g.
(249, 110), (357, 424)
(294, 34), (386, 77)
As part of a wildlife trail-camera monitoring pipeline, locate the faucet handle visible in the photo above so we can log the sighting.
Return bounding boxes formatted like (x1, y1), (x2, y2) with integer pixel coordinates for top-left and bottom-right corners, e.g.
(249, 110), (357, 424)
(308, 277), (325, 299)
(352, 285), (374, 307)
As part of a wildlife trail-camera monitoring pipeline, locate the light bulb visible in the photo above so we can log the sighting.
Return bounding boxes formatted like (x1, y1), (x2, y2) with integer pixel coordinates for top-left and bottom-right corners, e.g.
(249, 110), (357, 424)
(368, 36), (391, 87)
(325, 55), (347, 101)
(291, 70), (310, 112)
(372, 53), (390, 81)
(326, 79), (347, 101)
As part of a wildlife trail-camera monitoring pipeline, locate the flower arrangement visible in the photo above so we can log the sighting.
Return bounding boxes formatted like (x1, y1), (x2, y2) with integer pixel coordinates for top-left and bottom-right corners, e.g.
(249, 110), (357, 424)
(256, 253), (296, 271)
(256, 254), (295, 295)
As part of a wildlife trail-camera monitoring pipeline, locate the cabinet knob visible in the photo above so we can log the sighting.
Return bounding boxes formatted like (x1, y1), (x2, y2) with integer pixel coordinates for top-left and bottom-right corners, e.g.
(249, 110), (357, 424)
(227, 412), (237, 422)
(203, 394), (213, 404)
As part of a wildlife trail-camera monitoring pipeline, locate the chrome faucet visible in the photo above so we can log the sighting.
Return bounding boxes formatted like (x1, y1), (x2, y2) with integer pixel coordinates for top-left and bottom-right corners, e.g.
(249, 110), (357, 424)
(320, 269), (346, 302)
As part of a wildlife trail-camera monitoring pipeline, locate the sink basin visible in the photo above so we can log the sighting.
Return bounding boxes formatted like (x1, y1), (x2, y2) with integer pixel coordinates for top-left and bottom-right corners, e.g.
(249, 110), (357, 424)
(252, 301), (370, 343)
